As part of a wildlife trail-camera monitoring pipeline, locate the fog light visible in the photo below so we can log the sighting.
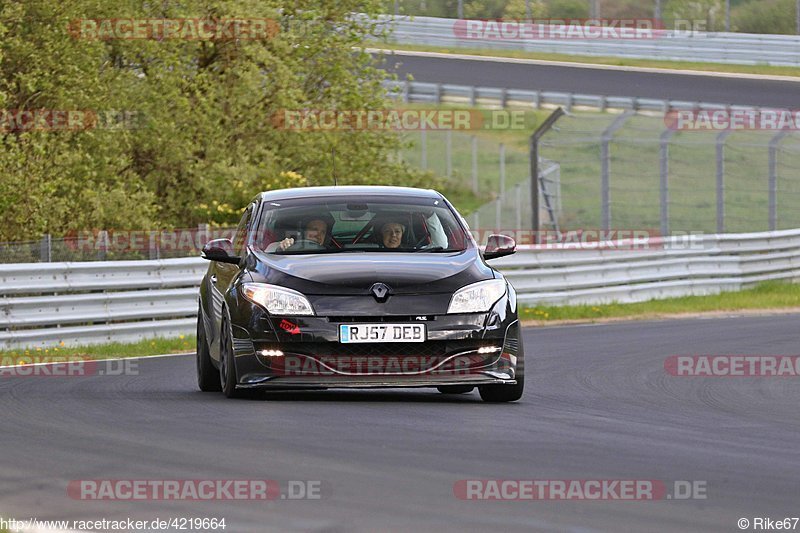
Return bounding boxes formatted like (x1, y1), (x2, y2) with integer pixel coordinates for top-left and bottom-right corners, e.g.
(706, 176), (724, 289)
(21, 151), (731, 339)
(260, 349), (284, 357)
(478, 346), (502, 354)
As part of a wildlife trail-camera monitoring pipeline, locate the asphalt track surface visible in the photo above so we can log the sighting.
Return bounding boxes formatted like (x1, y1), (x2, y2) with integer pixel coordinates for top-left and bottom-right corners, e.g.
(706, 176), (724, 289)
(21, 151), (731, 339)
(2, 314), (799, 532)
(379, 52), (800, 109)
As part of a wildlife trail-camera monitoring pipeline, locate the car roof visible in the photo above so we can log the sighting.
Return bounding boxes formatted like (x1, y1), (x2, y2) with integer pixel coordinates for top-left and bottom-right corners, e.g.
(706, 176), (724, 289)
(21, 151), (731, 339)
(255, 186), (443, 203)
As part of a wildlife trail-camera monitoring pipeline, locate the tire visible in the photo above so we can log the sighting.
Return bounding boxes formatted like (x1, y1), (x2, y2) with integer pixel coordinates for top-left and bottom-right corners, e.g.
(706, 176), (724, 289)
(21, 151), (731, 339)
(219, 314), (244, 398)
(196, 307), (221, 392)
(478, 345), (524, 403)
(437, 385), (474, 394)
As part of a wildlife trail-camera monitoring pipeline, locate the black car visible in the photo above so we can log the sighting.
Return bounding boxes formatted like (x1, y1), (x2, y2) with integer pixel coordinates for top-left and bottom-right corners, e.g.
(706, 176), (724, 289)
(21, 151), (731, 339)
(196, 186), (523, 402)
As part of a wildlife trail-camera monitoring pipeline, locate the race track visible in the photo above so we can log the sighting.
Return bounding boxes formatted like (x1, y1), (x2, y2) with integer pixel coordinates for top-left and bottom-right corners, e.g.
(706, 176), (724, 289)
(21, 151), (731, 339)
(2, 314), (799, 532)
(379, 51), (800, 108)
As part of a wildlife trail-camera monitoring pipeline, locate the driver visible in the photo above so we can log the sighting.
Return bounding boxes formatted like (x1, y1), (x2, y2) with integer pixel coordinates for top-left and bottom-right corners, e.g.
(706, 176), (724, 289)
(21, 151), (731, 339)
(278, 217), (330, 251)
(379, 220), (405, 249)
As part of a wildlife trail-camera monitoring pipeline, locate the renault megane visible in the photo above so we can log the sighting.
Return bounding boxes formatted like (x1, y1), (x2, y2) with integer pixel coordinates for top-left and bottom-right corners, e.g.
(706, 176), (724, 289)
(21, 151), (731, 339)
(196, 186), (523, 402)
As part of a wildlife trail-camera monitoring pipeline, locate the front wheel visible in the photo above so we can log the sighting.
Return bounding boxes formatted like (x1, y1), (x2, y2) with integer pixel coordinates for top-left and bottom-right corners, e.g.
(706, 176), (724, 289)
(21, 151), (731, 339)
(219, 315), (244, 398)
(196, 308), (221, 392)
(478, 374), (523, 403)
(478, 345), (524, 403)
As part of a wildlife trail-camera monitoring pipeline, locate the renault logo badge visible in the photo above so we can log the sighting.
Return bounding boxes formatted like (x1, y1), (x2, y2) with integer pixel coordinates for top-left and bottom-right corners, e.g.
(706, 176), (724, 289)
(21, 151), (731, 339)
(370, 283), (391, 302)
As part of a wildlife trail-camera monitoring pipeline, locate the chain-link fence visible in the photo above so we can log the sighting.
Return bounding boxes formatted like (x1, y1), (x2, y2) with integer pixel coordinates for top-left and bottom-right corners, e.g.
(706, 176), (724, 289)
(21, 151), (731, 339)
(399, 129), (530, 195)
(538, 111), (800, 234)
(397, 129), (560, 236)
(0, 227), (236, 263)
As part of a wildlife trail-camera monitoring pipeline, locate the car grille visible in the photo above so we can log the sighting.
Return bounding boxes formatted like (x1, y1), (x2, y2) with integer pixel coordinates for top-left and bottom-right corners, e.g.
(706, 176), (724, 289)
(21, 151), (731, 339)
(289, 340), (485, 358)
(325, 315), (434, 323)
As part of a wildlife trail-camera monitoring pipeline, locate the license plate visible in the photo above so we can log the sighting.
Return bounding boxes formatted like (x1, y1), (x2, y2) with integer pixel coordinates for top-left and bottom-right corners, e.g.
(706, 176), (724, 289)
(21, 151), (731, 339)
(339, 323), (426, 343)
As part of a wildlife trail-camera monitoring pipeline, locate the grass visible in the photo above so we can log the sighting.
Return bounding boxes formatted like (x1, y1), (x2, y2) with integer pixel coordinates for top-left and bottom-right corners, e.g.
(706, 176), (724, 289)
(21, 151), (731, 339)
(374, 43), (800, 78)
(520, 281), (800, 322)
(0, 336), (195, 362)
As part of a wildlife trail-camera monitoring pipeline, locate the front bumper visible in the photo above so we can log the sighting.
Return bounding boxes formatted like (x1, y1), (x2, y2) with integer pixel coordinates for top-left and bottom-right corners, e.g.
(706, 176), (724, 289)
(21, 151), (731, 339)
(229, 311), (522, 390)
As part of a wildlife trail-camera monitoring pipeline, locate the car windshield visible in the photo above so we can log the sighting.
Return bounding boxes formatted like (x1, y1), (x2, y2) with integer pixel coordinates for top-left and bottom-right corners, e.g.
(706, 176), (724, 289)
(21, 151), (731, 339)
(253, 196), (470, 254)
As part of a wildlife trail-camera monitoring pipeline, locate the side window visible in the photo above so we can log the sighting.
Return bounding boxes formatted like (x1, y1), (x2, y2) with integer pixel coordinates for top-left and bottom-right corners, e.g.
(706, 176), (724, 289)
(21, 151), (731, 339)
(232, 203), (255, 255)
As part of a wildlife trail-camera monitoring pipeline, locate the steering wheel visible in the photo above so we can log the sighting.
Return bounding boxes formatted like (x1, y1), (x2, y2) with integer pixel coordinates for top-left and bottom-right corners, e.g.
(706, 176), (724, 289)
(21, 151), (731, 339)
(413, 236), (431, 249)
(287, 239), (325, 251)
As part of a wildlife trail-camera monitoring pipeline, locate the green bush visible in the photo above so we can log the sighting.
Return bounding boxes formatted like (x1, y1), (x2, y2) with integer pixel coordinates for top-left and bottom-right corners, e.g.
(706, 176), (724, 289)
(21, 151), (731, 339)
(731, 0), (797, 34)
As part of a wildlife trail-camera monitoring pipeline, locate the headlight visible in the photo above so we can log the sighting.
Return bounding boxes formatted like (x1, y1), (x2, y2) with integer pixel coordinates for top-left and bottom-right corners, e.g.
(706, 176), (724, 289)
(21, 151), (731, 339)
(447, 279), (506, 314)
(242, 283), (315, 315)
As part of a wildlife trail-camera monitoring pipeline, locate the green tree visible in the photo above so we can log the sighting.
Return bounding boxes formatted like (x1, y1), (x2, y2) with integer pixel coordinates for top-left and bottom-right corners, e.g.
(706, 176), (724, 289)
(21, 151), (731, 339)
(545, 0), (591, 18)
(664, 0), (724, 31)
(503, 0), (548, 18)
(731, 0), (797, 34)
(0, 0), (436, 241)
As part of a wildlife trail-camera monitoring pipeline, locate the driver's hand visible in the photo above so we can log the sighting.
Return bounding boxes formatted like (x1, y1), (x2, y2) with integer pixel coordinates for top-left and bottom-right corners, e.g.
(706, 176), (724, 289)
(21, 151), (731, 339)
(278, 237), (294, 251)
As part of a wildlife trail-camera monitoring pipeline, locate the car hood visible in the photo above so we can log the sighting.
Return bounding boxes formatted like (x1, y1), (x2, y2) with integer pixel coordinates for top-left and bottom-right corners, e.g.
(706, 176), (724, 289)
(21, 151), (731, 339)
(249, 248), (494, 295)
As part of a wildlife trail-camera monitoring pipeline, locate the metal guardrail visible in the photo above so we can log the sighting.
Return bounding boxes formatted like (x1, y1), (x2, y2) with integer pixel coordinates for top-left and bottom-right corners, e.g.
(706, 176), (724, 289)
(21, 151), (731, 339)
(378, 15), (800, 67)
(384, 79), (760, 114)
(0, 258), (206, 349)
(2, 228), (800, 348)
(494, 228), (800, 305)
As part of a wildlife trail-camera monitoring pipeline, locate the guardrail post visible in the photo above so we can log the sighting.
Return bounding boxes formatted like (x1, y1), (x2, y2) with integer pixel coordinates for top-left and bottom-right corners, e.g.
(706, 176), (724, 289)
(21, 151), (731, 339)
(148, 231), (159, 260)
(39, 234), (51, 262)
(530, 108), (565, 243)
(532, 90), (540, 109)
(600, 112), (635, 231)
(499, 142), (506, 197)
(500, 88), (508, 108)
(768, 130), (790, 230)
(97, 230), (108, 261)
(716, 130), (733, 233)
(198, 223), (209, 252)
(434, 83), (442, 104)
(496, 143), (506, 228)
(470, 86), (477, 107)
(420, 129), (427, 170)
(402, 80), (410, 103)
(660, 129), (676, 236)
(471, 135), (478, 194)
(445, 130), (452, 177)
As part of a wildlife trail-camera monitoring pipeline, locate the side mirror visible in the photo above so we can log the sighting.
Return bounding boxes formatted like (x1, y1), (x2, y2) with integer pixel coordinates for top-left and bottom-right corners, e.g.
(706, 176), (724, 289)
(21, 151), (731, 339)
(201, 238), (241, 264)
(483, 234), (516, 260)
